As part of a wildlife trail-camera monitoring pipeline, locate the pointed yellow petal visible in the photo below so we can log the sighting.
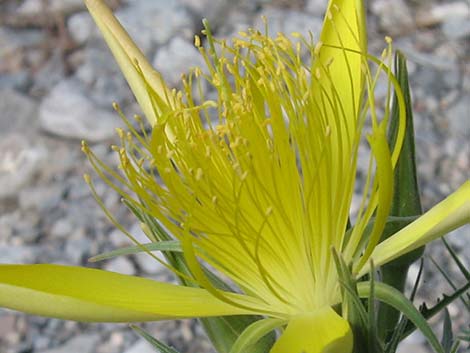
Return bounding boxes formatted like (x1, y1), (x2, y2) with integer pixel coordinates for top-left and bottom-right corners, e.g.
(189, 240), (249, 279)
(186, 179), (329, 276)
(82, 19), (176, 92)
(270, 307), (353, 353)
(84, 0), (172, 125)
(0, 264), (256, 322)
(315, 0), (367, 126)
(359, 181), (470, 276)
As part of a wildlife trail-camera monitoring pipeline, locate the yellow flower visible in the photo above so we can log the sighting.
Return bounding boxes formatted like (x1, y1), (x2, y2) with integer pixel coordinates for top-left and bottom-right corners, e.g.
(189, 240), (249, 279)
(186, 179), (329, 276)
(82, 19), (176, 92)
(0, 1), (469, 352)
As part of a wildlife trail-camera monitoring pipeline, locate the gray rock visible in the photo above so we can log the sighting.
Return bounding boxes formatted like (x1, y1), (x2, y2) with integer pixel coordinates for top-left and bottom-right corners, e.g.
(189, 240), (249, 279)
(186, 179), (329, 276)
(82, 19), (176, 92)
(445, 98), (470, 138)
(305, 0), (327, 16)
(74, 47), (130, 108)
(64, 232), (92, 264)
(30, 50), (66, 95)
(123, 339), (157, 353)
(0, 245), (35, 264)
(40, 333), (100, 353)
(18, 185), (64, 213)
(39, 79), (118, 142)
(0, 72), (31, 92)
(0, 89), (39, 136)
(67, 11), (96, 45)
(416, 2), (469, 27)
(180, 0), (232, 28)
(371, 0), (414, 36)
(442, 17), (470, 40)
(254, 8), (323, 41)
(104, 256), (136, 275)
(0, 134), (48, 200)
(0, 28), (45, 62)
(109, 222), (149, 248)
(17, 0), (85, 16)
(50, 219), (74, 239)
(152, 37), (205, 87)
(116, 0), (194, 55)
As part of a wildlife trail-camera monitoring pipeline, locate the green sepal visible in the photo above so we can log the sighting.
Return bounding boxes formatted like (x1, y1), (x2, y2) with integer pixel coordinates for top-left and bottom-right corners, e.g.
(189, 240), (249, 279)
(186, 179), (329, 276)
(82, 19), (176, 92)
(380, 50), (424, 337)
(385, 50), (424, 264)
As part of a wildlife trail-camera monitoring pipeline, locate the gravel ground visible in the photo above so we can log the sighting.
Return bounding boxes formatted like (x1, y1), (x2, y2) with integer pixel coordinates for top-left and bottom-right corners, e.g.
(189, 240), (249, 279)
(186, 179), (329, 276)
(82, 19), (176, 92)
(0, 0), (469, 352)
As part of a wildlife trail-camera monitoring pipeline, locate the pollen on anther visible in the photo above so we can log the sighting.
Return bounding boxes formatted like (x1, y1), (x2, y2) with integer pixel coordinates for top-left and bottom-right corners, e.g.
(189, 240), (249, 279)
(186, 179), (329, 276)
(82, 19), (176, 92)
(195, 168), (203, 181)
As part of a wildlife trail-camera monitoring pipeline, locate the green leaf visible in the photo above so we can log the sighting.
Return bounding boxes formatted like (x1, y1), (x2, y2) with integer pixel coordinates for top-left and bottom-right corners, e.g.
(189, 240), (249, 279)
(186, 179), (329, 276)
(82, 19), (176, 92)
(385, 259), (424, 353)
(332, 250), (369, 353)
(441, 309), (453, 353)
(131, 325), (181, 353)
(357, 281), (444, 353)
(89, 241), (182, 262)
(229, 318), (285, 353)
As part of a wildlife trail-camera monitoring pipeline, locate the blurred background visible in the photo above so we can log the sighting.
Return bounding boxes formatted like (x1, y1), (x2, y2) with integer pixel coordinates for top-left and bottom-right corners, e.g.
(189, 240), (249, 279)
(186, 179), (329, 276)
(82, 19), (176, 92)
(0, 0), (468, 352)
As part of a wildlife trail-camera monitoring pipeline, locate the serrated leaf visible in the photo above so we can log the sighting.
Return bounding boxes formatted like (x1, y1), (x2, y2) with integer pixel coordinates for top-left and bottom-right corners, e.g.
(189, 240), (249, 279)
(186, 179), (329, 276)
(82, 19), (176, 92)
(131, 325), (181, 353)
(357, 281), (444, 353)
(400, 271), (470, 339)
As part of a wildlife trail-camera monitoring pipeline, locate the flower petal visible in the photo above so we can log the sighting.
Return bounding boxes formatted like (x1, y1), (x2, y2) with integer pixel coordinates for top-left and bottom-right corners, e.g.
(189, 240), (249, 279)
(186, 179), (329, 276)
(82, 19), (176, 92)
(316, 0), (366, 127)
(0, 264), (257, 322)
(270, 307), (353, 353)
(84, 0), (173, 125)
(359, 181), (470, 276)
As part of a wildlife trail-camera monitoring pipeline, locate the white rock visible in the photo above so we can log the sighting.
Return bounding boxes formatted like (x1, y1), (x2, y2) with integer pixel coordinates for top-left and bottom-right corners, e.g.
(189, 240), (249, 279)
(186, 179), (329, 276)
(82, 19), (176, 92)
(17, 0), (85, 16)
(305, 0), (328, 16)
(104, 256), (136, 275)
(442, 16), (470, 40)
(0, 89), (39, 135)
(135, 250), (168, 274)
(152, 36), (205, 87)
(40, 334), (100, 353)
(123, 339), (157, 353)
(416, 2), (470, 27)
(0, 245), (35, 263)
(0, 134), (47, 200)
(68, 11), (95, 45)
(0, 28), (44, 62)
(39, 79), (118, 142)
(253, 8), (323, 41)
(371, 0), (414, 36)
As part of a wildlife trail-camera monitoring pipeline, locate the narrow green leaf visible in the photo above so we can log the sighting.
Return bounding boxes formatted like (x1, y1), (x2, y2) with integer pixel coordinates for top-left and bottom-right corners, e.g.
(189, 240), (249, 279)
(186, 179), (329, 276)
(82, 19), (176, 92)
(357, 281), (444, 353)
(89, 241), (182, 262)
(333, 250), (369, 352)
(441, 309), (453, 353)
(442, 237), (470, 280)
(131, 325), (181, 353)
(385, 259), (424, 353)
(229, 318), (285, 353)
